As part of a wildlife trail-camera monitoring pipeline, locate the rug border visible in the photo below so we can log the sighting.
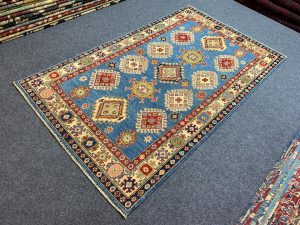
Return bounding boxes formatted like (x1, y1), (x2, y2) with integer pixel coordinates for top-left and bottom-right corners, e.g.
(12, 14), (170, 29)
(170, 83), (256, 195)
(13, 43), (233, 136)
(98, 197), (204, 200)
(13, 5), (287, 218)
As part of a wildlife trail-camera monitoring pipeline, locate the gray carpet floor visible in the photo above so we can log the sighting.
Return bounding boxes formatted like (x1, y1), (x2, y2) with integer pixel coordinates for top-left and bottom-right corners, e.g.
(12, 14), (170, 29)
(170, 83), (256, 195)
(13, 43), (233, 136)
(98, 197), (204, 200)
(0, 0), (299, 224)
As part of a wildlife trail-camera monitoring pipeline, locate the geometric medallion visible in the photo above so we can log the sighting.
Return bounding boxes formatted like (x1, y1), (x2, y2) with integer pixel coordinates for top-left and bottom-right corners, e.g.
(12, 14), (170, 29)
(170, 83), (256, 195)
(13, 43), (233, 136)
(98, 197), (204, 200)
(179, 48), (206, 68)
(214, 55), (239, 72)
(192, 71), (218, 90)
(171, 30), (195, 45)
(136, 108), (167, 133)
(147, 42), (173, 58)
(201, 36), (226, 51)
(125, 77), (160, 103)
(91, 97), (128, 123)
(70, 86), (90, 99)
(154, 63), (184, 83)
(119, 55), (148, 74)
(165, 89), (193, 112)
(169, 134), (186, 149)
(89, 69), (120, 90)
(139, 163), (153, 176)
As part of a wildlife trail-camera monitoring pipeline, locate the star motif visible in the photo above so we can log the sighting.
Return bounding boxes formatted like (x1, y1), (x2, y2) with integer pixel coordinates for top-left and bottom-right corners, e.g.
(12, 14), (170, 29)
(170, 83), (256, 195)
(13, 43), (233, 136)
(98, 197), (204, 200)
(125, 77), (160, 103)
(178, 48), (207, 68)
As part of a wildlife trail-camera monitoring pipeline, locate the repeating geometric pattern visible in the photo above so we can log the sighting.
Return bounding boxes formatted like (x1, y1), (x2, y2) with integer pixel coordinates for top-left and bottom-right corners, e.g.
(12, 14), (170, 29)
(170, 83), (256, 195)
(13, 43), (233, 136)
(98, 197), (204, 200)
(14, 7), (285, 218)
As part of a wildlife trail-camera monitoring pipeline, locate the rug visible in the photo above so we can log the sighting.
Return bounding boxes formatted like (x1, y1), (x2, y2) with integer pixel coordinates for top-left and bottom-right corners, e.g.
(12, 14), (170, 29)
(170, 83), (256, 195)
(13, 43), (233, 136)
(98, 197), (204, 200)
(238, 132), (300, 225)
(14, 6), (286, 218)
(0, 0), (126, 44)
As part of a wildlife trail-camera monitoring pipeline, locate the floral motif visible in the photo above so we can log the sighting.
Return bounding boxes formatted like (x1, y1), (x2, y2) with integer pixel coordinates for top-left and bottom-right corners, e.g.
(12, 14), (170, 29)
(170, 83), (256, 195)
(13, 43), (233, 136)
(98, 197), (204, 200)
(48, 72), (60, 79)
(220, 74), (227, 80)
(82, 137), (98, 150)
(155, 148), (170, 162)
(181, 80), (189, 87)
(116, 130), (138, 148)
(144, 135), (153, 143)
(185, 124), (199, 134)
(79, 76), (88, 82)
(104, 126), (114, 134)
(139, 164), (153, 176)
(108, 62), (117, 69)
(169, 112), (181, 121)
(198, 113), (211, 123)
(70, 86), (90, 99)
(31, 78), (44, 87)
(81, 103), (89, 109)
(121, 177), (137, 193)
(39, 87), (55, 100)
(71, 124), (84, 136)
(64, 65), (76, 73)
(195, 91), (207, 100)
(59, 111), (74, 122)
(191, 24), (205, 33)
(92, 150), (110, 164)
(169, 134), (186, 149)
(234, 49), (246, 58)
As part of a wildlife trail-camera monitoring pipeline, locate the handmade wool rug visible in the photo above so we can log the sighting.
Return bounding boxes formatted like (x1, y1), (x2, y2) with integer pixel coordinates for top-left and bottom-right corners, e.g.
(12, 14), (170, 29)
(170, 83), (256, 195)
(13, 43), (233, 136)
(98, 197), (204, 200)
(0, 0), (125, 44)
(238, 133), (300, 225)
(14, 6), (286, 218)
